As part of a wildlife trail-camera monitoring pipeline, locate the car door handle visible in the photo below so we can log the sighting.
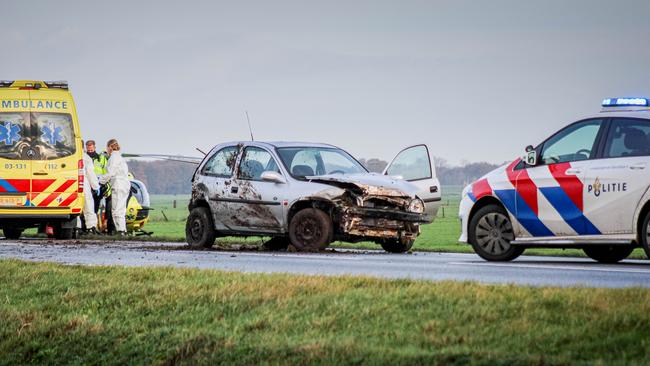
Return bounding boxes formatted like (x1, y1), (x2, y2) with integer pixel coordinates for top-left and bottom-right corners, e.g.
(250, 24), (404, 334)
(231, 186), (238, 193)
(565, 168), (582, 175)
(429, 185), (438, 193)
(630, 163), (646, 170)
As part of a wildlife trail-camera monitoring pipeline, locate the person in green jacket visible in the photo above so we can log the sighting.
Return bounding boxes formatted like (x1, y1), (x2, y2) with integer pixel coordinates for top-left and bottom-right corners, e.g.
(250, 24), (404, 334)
(85, 140), (115, 233)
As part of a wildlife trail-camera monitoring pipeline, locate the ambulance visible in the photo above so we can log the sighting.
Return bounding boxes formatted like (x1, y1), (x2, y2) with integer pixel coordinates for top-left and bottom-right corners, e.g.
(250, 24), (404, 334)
(0, 80), (84, 239)
(460, 97), (650, 263)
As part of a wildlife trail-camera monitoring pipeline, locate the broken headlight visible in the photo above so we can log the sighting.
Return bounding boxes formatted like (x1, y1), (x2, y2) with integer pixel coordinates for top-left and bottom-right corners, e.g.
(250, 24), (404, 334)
(408, 198), (425, 214)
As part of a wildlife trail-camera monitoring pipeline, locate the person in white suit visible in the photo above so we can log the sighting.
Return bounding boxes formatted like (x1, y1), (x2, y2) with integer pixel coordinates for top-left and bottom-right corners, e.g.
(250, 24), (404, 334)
(99, 139), (130, 236)
(82, 142), (101, 234)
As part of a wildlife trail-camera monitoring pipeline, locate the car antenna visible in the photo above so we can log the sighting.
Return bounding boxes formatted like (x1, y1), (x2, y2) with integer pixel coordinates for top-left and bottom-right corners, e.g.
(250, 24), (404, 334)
(196, 147), (207, 156)
(245, 110), (254, 141)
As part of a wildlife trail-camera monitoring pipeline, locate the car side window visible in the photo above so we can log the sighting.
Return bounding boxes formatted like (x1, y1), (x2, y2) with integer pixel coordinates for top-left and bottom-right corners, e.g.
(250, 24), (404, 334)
(238, 147), (281, 181)
(290, 149), (322, 176)
(202, 146), (239, 177)
(539, 119), (603, 165)
(604, 118), (650, 158)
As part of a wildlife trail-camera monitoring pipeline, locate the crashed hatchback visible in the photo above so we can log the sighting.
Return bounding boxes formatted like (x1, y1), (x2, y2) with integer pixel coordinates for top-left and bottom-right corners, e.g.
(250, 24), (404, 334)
(186, 142), (441, 252)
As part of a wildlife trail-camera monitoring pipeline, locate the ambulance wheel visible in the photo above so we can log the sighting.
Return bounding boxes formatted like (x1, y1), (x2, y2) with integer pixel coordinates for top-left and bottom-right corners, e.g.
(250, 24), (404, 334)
(583, 246), (633, 263)
(289, 208), (333, 252)
(54, 226), (74, 240)
(185, 207), (216, 248)
(3, 228), (23, 240)
(469, 204), (524, 261)
(641, 211), (650, 259)
(380, 238), (414, 253)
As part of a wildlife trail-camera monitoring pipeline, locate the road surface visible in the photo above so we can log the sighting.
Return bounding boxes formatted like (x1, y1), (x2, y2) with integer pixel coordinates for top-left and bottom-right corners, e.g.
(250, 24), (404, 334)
(1, 239), (649, 288)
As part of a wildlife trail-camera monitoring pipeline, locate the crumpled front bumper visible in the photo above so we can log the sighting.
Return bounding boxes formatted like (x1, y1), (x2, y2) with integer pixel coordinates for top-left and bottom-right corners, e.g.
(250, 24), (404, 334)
(338, 206), (427, 240)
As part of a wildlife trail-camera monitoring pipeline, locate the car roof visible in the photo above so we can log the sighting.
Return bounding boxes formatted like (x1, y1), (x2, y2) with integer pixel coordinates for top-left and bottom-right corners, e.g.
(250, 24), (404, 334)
(219, 141), (340, 149)
(592, 109), (650, 120)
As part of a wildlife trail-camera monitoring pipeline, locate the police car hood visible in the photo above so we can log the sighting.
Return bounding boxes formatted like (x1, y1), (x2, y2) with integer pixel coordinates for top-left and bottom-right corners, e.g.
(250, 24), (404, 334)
(307, 173), (417, 198)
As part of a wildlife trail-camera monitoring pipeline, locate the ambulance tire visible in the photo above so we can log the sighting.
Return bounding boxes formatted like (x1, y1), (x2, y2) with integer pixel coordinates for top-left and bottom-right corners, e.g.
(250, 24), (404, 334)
(54, 226), (74, 240)
(583, 246), (633, 264)
(185, 207), (216, 248)
(469, 204), (524, 261)
(642, 211), (650, 259)
(3, 228), (23, 240)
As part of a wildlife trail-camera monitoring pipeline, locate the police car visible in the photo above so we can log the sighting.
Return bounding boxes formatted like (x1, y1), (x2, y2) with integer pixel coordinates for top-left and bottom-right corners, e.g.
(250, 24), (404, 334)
(459, 97), (650, 263)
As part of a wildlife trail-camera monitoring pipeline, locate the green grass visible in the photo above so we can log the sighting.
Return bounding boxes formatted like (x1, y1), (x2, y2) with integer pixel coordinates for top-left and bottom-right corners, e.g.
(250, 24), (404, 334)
(143, 192), (648, 259)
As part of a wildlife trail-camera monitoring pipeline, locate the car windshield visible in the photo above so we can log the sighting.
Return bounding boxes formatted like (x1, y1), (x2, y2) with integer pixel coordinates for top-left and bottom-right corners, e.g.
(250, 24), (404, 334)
(0, 112), (76, 160)
(276, 147), (367, 178)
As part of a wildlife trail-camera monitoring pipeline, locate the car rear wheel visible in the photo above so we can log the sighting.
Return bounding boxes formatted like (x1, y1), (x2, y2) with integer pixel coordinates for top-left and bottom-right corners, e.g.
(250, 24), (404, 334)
(3, 228), (23, 240)
(469, 204), (524, 261)
(380, 238), (414, 253)
(185, 207), (216, 248)
(583, 246), (633, 264)
(641, 211), (650, 259)
(289, 208), (333, 252)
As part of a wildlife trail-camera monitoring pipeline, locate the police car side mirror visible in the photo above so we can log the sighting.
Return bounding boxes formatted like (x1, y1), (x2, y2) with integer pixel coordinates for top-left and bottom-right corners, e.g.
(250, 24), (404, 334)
(261, 171), (286, 184)
(524, 146), (537, 166)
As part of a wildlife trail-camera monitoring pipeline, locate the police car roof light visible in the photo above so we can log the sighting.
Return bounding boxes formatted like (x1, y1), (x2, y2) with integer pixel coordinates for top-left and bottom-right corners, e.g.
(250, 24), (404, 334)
(602, 97), (649, 107)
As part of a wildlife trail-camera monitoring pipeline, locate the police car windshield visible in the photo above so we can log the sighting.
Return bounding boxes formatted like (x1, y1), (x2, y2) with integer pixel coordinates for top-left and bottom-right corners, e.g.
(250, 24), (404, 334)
(0, 112), (76, 160)
(276, 147), (368, 178)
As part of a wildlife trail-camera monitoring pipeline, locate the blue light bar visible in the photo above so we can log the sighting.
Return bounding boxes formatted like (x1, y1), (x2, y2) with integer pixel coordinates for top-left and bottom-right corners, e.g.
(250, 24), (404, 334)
(602, 97), (649, 107)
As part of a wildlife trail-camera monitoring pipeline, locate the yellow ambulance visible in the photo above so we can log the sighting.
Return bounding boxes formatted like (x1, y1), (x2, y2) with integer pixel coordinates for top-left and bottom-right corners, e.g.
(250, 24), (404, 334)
(0, 80), (84, 239)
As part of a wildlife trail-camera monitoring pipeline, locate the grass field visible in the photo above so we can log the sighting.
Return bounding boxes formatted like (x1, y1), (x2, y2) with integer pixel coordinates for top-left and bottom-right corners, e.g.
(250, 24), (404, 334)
(1, 259), (649, 365)
(143, 189), (648, 259)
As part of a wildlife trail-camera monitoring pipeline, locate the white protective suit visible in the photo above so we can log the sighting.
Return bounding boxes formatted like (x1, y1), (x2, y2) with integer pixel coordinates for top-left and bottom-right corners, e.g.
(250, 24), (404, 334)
(82, 153), (100, 229)
(99, 151), (130, 233)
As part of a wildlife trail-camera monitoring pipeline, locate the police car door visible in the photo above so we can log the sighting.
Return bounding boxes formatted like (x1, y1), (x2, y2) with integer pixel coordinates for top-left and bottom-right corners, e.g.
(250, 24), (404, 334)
(384, 144), (441, 220)
(225, 146), (285, 233)
(195, 145), (240, 231)
(518, 119), (605, 237)
(582, 118), (650, 234)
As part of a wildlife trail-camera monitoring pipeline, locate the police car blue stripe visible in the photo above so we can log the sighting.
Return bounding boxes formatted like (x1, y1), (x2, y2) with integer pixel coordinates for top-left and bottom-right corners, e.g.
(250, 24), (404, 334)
(0, 179), (17, 193)
(494, 189), (554, 237)
(468, 192), (477, 202)
(539, 187), (601, 235)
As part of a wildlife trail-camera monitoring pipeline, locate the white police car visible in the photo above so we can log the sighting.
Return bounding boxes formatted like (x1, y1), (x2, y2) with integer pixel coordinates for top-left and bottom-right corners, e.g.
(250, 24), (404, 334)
(459, 97), (650, 263)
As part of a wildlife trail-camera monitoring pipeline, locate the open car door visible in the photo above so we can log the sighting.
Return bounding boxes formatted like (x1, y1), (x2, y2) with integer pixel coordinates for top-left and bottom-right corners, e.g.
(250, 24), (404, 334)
(383, 144), (441, 221)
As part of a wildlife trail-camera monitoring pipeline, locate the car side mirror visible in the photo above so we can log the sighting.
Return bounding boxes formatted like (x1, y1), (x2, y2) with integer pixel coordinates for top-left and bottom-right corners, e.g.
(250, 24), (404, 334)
(524, 146), (537, 166)
(261, 171), (286, 184)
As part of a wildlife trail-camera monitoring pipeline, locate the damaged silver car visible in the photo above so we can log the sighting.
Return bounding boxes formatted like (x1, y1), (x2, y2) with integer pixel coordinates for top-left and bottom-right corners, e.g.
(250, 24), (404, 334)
(186, 142), (441, 252)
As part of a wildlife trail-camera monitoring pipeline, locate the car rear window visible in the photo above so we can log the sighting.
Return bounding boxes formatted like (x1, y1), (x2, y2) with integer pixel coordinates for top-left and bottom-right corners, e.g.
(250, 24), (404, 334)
(0, 112), (76, 160)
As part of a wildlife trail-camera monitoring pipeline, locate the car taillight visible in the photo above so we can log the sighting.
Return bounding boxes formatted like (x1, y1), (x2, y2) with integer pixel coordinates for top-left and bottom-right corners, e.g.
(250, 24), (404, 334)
(78, 159), (84, 193)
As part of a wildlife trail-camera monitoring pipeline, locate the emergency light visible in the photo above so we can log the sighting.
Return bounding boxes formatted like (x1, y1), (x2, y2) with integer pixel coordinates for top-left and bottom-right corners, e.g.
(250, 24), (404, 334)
(602, 97), (649, 107)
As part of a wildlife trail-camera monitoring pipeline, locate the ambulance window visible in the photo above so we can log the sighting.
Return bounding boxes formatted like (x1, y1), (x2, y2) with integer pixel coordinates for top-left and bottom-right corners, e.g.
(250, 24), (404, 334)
(604, 119), (650, 158)
(539, 119), (602, 165)
(202, 146), (239, 177)
(0, 112), (30, 160)
(31, 113), (76, 160)
(238, 147), (281, 181)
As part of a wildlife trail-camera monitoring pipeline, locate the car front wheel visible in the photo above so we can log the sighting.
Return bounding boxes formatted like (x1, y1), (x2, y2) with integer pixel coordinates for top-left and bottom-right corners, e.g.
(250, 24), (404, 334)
(583, 246), (633, 264)
(469, 204), (524, 261)
(641, 211), (650, 259)
(289, 208), (333, 252)
(380, 238), (414, 253)
(185, 207), (216, 248)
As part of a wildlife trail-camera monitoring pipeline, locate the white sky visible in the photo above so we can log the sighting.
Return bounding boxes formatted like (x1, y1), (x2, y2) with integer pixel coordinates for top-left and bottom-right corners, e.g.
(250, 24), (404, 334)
(3, 0), (650, 165)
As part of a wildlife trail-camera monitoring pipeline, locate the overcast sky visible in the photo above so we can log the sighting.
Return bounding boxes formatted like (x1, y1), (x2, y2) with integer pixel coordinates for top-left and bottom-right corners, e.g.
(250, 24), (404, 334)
(4, 0), (650, 165)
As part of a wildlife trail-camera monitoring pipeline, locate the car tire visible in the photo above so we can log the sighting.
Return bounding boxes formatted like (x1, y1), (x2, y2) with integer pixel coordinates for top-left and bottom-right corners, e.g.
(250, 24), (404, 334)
(583, 246), (633, 264)
(289, 208), (333, 252)
(3, 228), (23, 240)
(380, 238), (414, 253)
(185, 207), (216, 248)
(469, 204), (524, 261)
(641, 211), (650, 259)
(263, 237), (290, 251)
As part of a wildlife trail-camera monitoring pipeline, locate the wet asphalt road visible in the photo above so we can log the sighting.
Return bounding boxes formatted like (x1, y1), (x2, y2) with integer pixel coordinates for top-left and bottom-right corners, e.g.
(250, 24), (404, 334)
(1, 239), (650, 288)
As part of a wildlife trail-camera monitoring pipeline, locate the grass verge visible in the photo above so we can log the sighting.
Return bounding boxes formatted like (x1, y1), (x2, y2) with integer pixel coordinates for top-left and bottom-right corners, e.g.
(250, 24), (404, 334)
(1, 260), (650, 365)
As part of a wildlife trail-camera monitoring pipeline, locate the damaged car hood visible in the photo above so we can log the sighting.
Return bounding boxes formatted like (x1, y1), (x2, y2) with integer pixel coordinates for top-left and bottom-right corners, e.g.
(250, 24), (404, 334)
(307, 173), (418, 198)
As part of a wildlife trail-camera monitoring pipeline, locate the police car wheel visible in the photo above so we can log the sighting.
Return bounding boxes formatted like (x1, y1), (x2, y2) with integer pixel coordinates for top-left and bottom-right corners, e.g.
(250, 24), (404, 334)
(469, 204), (524, 261)
(289, 208), (333, 252)
(185, 207), (216, 248)
(642, 212), (650, 259)
(582, 246), (633, 264)
(3, 228), (23, 240)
